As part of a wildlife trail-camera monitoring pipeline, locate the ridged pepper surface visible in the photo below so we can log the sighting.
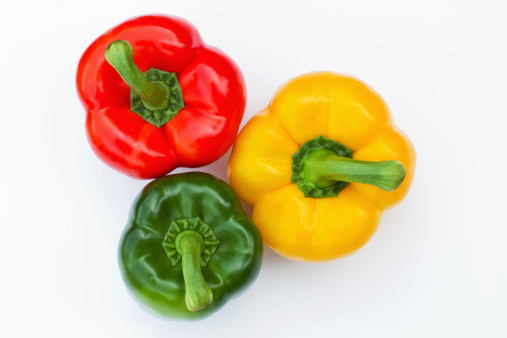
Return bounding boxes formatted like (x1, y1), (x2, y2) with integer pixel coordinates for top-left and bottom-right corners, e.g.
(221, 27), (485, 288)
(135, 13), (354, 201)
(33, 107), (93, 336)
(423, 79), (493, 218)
(228, 72), (416, 262)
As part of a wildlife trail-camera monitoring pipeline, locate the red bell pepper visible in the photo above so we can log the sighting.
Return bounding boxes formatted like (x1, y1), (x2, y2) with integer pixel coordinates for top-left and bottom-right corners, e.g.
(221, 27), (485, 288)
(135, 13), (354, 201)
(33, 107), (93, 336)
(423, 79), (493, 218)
(76, 15), (246, 179)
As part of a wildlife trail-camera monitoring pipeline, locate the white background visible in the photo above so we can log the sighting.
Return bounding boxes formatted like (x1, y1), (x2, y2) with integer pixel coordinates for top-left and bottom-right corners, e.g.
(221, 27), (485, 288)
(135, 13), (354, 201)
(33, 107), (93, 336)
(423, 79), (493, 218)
(1, 0), (506, 337)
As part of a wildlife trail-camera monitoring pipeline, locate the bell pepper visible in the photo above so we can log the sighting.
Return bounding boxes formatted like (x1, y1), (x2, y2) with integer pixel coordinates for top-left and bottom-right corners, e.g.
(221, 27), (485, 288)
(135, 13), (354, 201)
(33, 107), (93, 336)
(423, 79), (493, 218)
(227, 72), (416, 262)
(119, 172), (263, 320)
(76, 15), (246, 179)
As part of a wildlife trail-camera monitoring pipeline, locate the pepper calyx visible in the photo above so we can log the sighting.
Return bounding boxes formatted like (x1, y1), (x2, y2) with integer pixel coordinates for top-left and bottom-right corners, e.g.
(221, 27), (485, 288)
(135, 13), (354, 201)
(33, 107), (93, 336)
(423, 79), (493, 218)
(292, 135), (353, 198)
(162, 217), (220, 267)
(130, 68), (184, 128)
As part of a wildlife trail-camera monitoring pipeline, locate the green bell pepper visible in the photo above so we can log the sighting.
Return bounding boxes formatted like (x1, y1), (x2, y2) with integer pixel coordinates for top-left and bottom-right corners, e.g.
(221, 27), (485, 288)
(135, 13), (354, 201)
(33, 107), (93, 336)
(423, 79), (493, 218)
(119, 172), (263, 320)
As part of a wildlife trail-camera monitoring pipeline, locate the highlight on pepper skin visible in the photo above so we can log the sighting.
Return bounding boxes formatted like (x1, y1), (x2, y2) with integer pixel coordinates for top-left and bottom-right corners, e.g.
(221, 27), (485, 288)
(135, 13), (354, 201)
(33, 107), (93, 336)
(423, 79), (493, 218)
(227, 71), (416, 262)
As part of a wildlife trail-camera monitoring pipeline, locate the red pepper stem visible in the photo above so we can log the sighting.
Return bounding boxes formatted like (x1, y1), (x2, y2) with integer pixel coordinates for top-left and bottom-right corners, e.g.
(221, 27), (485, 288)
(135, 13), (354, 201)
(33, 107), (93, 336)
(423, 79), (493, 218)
(175, 230), (213, 312)
(302, 149), (406, 192)
(105, 40), (170, 111)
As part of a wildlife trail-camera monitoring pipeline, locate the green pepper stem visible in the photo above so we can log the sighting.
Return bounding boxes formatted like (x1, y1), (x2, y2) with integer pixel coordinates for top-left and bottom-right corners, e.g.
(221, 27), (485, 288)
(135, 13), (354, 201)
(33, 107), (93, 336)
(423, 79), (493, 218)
(302, 149), (406, 191)
(175, 230), (213, 312)
(105, 40), (170, 111)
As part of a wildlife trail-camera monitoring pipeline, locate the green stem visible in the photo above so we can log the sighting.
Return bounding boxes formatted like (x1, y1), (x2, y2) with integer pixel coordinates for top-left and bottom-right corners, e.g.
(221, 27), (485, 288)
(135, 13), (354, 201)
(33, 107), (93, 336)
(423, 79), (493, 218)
(175, 230), (213, 312)
(105, 40), (170, 111)
(302, 149), (406, 192)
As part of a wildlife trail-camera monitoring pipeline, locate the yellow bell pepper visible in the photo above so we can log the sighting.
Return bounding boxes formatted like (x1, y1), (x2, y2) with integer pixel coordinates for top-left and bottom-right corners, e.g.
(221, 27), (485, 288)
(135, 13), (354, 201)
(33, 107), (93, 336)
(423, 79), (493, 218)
(227, 72), (416, 262)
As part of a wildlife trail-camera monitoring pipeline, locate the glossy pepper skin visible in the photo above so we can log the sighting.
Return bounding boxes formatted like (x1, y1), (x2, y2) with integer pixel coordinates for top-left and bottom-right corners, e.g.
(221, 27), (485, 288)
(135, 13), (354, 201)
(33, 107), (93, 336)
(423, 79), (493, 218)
(228, 72), (416, 262)
(119, 172), (263, 320)
(76, 15), (246, 179)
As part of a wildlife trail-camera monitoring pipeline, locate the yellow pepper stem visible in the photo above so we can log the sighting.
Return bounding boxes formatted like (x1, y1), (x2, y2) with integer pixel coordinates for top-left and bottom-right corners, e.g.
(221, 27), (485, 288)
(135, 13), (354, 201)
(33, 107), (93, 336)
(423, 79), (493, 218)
(292, 135), (405, 198)
(302, 149), (406, 192)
